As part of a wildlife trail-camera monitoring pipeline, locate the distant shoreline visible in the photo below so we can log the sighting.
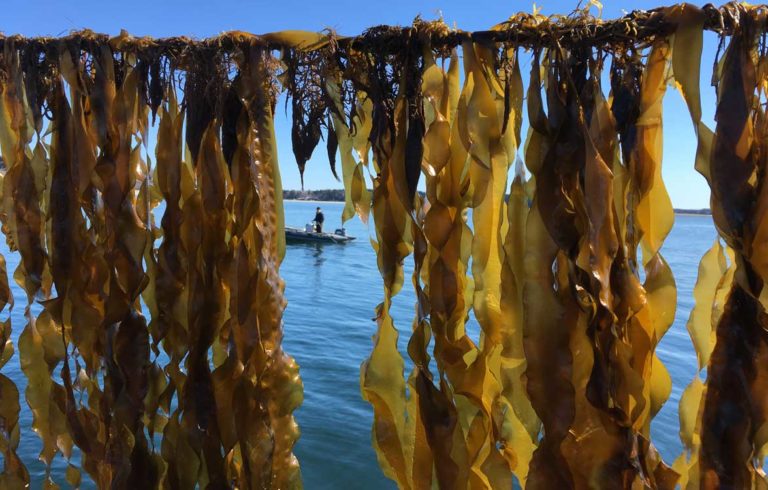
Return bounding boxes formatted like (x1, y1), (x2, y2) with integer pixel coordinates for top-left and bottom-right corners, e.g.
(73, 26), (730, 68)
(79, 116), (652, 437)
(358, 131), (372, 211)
(283, 189), (348, 202)
(284, 190), (711, 215)
(284, 199), (333, 204)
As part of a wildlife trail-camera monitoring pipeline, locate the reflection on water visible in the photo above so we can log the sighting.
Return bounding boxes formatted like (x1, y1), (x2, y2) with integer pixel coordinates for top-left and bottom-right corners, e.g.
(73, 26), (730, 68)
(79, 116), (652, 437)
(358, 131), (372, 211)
(286, 241), (327, 281)
(286, 241), (327, 264)
(311, 243), (326, 267)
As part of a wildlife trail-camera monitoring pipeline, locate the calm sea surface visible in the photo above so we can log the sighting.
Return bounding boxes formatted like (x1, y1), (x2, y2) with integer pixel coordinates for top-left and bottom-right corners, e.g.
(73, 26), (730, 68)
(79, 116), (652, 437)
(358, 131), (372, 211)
(5, 200), (716, 488)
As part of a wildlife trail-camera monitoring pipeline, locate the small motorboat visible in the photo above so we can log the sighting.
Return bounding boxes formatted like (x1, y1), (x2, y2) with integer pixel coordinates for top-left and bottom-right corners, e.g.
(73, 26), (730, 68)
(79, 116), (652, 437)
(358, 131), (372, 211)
(285, 224), (356, 244)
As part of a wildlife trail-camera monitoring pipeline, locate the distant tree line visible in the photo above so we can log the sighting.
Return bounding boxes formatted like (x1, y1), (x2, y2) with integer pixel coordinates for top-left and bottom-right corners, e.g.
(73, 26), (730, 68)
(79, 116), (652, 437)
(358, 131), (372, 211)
(283, 189), (347, 201)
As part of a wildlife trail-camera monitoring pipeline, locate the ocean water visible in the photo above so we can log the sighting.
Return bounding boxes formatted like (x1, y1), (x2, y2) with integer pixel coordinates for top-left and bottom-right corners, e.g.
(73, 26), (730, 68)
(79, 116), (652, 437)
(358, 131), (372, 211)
(3, 200), (717, 488)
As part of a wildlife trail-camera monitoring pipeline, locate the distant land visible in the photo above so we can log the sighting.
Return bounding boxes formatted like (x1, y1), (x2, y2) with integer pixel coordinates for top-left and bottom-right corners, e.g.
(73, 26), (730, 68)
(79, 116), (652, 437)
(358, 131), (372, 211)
(284, 189), (348, 202)
(284, 189), (712, 215)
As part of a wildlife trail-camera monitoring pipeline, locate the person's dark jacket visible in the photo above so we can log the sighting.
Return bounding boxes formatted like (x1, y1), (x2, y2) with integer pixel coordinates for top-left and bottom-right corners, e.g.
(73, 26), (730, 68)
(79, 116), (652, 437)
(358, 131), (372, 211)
(313, 210), (325, 232)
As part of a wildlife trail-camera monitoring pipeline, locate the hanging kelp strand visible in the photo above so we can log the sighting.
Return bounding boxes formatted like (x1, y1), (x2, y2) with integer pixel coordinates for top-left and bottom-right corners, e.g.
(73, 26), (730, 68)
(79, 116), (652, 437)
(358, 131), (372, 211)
(0, 3), (766, 488)
(682, 6), (768, 487)
(0, 31), (302, 488)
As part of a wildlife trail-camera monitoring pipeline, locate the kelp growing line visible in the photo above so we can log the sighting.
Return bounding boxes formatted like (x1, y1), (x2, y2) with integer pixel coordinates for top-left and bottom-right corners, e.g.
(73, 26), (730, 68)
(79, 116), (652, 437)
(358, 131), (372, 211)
(0, 2), (766, 488)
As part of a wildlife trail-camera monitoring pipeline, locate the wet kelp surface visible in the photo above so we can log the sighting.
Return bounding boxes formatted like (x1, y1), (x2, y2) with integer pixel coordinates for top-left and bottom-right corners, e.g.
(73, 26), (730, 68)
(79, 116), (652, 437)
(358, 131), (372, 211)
(0, 35), (300, 489)
(0, 3), (767, 489)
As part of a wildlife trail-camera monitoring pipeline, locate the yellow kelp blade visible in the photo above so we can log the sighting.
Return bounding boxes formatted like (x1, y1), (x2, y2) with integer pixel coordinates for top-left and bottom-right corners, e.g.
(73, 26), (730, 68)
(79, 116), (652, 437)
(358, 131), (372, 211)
(360, 58), (414, 489)
(460, 39), (512, 489)
(673, 239), (730, 489)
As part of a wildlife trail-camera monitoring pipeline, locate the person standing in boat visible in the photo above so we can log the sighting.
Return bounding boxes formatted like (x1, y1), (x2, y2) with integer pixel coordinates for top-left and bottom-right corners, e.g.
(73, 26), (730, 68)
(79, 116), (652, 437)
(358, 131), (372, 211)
(313, 207), (325, 233)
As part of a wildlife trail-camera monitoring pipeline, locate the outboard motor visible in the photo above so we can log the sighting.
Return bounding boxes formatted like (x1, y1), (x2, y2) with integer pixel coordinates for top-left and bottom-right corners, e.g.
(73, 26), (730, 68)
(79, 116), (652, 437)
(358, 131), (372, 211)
(334, 228), (346, 236)
(305, 223), (314, 233)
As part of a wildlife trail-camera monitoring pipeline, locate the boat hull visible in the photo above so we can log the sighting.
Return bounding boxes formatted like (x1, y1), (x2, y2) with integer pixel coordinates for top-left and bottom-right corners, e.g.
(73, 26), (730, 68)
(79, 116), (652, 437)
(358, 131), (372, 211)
(285, 227), (356, 244)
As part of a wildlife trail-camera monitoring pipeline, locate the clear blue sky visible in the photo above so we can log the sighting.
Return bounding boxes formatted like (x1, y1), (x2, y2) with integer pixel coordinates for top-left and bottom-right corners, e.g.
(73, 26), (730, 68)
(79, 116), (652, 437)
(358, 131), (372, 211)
(4, 0), (717, 208)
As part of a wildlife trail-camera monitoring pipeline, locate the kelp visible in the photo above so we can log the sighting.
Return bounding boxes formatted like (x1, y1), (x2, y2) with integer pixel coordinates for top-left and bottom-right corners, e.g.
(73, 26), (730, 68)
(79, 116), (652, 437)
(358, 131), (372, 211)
(673, 4), (768, 487)
(0, 3), (766, 489)
(0, 32), (301, 489)
(521, 32), (678, 487)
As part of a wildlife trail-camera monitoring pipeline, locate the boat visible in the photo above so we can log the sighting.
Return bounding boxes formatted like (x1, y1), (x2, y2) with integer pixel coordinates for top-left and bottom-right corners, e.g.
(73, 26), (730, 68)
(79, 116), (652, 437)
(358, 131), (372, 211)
(285, 224), (356, 244)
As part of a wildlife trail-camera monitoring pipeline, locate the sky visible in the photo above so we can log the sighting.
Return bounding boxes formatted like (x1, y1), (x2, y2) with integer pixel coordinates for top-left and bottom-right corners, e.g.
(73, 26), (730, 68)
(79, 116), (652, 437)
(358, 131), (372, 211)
(3, 0), (720, 208)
